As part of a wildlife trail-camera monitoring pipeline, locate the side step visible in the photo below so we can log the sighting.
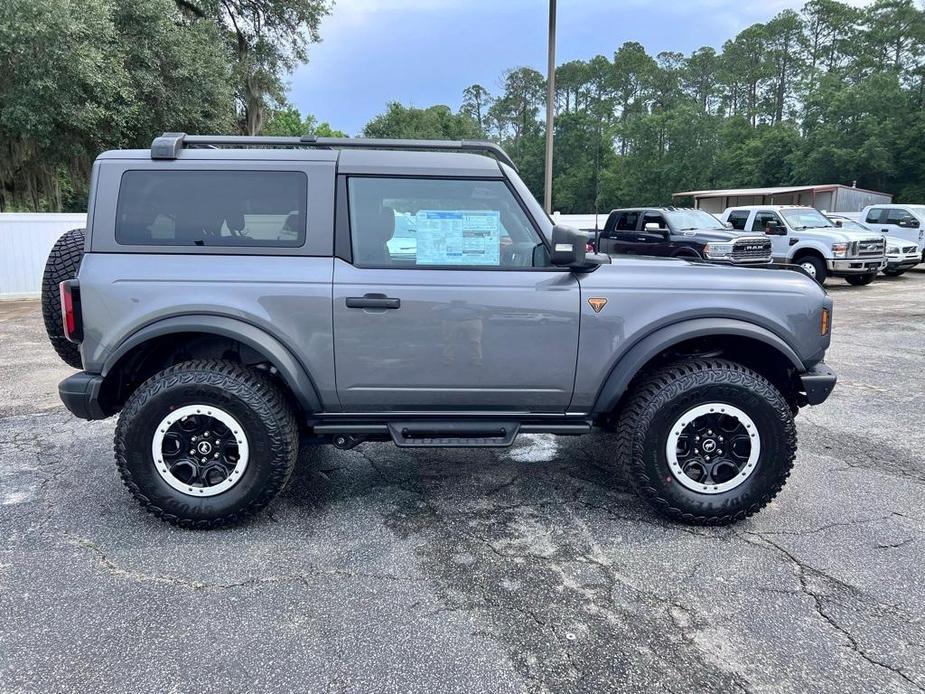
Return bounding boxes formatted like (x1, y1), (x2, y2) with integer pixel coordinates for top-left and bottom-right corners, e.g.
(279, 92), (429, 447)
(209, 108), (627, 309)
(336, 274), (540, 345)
(311, 419), (592, 449)
(388, 421), (518, 447)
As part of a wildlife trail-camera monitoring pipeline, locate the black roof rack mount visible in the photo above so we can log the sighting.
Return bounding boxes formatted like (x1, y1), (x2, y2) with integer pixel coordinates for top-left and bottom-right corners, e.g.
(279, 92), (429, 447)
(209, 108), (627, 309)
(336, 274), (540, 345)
(150, 132), (517, 170)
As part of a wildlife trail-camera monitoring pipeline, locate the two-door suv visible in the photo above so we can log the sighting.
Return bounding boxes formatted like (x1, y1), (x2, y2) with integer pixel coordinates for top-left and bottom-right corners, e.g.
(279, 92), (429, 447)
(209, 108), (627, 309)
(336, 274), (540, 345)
(46, 134), (836, 528)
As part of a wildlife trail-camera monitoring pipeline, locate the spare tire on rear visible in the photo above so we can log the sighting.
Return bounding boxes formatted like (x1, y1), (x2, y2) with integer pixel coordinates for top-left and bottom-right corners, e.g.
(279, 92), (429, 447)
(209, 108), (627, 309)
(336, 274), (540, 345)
(41, 228), (86, 369)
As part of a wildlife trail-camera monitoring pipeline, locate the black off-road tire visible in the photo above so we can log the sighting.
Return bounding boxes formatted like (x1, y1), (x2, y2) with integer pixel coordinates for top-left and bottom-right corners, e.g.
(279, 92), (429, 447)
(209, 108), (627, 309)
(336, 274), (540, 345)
(793, 254), (827, 285)
(115, 360), (299, 528)
(41, 228), (86, 368)
(615, 359), (796, 526)
(846, 273), (876, 286)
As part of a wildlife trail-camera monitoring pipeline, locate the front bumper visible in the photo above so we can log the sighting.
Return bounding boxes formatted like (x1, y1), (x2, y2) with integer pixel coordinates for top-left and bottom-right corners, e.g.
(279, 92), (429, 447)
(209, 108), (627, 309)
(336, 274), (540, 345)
(827, 258), (885, 275)
(885, 256), (920, 271)
(59, 372), (108, 420)
(800, 363), (837, 406)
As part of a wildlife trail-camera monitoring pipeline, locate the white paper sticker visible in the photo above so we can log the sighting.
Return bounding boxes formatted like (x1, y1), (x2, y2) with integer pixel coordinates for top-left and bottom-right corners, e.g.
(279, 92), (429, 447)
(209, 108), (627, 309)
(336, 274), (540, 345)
(415, 210), (501, 266)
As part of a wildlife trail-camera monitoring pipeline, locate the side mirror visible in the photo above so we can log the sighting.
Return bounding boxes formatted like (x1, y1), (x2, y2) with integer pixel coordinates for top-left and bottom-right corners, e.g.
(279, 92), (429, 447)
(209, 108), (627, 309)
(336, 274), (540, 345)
(900, 216), (920, 229)
(644, 222), (662, 232)
(765, 221), (786, 236)
(833, 220), (843, 227)
(550, 224), (603, 270)
(724, 221), (733, 229)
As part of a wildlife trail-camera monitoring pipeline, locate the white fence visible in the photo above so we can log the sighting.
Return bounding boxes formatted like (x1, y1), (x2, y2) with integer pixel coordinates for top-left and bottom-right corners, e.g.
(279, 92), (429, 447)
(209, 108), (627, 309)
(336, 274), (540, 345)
(0, 213), (87, 299)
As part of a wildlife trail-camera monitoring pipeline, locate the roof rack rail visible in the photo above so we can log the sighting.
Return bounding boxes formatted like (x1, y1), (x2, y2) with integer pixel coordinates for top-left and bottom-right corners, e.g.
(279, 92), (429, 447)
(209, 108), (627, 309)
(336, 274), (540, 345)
(150, 132), (517, 170)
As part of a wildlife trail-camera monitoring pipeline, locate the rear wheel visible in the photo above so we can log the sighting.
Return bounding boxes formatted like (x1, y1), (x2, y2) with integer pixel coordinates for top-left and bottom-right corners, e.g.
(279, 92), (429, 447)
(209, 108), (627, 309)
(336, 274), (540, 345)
(846, 273), (876, 286)
(115, 360), (298, 528)
(41, 228), (86, 368)
(615, 359), (796, 525)
(793, 254), (827, 284)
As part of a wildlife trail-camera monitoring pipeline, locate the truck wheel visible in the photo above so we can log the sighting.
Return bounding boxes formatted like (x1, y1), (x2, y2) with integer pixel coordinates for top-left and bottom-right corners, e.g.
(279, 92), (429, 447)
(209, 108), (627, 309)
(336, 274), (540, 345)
(615, 359), (796, 525)
(41, 228), (86, 369)
(845, 273), (876, 286)
(115, 360), (298, 528)
(793, 254), (827, 284)
(882, 269), (906, 277)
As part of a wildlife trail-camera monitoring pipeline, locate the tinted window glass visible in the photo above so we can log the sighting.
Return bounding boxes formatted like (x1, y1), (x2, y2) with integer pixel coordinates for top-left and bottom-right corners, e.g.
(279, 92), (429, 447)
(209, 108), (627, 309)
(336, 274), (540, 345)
(865, 208), (884, 224)
(779, 208), (833, 229)
(751, 211), (783, 232)
(727, 210), (749, 230)
(347, 177), (544, 268)
(614, 211), (639, 231)
(642, 212), (667, 230)
(886, 208), (911, 224)
(116, 170), (307, 247)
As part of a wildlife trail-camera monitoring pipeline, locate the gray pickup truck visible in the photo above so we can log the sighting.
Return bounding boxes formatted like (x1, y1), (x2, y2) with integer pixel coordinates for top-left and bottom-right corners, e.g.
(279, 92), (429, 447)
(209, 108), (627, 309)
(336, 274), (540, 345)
(44, 134), (836, 528)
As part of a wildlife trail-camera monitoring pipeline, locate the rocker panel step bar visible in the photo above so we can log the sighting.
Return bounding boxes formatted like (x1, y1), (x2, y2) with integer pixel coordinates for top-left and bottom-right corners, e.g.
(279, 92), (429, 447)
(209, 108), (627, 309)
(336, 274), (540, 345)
(388, 421), (519, 448)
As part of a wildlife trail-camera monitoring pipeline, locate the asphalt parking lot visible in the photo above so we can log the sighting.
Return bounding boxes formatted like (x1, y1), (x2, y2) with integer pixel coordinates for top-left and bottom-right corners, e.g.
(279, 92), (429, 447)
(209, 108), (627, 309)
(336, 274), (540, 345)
(1, 271), (924, 694)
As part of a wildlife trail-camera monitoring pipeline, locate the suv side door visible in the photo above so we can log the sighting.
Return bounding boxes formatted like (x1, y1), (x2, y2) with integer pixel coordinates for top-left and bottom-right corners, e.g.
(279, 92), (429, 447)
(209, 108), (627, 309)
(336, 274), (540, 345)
(332, 174), (580, 412)
(750, 210), (789, 261)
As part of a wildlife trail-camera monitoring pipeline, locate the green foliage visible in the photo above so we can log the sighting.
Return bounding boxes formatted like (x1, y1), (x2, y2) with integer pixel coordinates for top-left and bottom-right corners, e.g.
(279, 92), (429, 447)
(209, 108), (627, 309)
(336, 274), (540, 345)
(263, 105), (346, 137)
(363, 103), (482, 140)
(0, 0), (341, 210)
(363, 0), (924, 212)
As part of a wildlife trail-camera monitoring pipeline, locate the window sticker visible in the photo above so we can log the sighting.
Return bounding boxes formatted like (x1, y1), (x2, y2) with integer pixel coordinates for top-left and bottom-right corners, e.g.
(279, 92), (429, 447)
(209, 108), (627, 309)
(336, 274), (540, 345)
(415, 210), (501, 266)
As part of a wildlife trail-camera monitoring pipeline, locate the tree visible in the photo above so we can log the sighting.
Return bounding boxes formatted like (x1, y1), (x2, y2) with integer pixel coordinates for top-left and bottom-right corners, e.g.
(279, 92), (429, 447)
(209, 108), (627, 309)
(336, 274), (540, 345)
(177, 0), (331, 135)
(363, 103), (482, 140)
(460, 84), (492, 132)
(684, 47), (719, 112)
(764, 10), (805, 123)
(0, 0), (234, 211)
(263, 104), (346, 137)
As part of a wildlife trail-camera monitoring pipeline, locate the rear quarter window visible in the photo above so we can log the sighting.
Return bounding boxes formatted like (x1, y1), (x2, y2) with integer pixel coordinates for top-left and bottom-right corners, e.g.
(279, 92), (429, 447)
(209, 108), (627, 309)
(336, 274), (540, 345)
(115, 170), (307, 247)
(726, 210), (750, 230)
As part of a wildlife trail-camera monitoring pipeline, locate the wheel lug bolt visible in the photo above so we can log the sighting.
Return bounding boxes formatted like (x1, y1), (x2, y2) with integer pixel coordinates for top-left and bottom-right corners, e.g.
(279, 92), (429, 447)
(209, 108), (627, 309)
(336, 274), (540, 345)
(201, 457), (207, 463)
(191, 436), (197, 442)
(214, 452), (219, 458)
(189, 449), (195, 455)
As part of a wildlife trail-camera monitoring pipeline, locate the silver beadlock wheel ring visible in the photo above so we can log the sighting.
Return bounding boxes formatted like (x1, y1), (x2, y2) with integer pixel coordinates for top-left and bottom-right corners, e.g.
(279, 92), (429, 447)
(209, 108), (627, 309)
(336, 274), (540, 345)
(151, 404), (250, 497)
(665, 403), (761, 494)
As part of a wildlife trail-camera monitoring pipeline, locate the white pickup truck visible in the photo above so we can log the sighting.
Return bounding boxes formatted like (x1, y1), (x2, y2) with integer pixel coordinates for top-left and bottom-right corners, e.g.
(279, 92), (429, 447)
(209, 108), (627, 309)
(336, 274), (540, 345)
(720, 205), (886, 285)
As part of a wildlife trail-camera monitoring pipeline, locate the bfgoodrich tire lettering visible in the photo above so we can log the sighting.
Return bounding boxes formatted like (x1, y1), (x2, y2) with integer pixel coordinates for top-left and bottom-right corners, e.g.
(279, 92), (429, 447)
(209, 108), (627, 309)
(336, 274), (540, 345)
(616, 358), (796, 525)
(115, 360), (298, 528)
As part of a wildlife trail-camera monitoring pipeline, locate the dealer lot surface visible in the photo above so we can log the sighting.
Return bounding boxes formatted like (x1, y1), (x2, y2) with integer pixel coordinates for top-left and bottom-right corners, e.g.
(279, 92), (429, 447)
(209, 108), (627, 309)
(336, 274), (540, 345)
(1, 271), (924, 694)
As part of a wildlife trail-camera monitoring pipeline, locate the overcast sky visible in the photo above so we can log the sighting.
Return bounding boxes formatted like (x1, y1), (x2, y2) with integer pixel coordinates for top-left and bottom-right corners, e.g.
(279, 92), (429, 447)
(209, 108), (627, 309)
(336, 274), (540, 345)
(288, 0), (870, 135)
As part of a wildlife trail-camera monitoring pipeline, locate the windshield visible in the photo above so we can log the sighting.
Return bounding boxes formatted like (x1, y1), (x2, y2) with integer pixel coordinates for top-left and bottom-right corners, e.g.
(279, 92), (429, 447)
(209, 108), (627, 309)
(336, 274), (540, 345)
(665, 209), (725, 230)
(780, 208), (834, 230)
(828, 216), (869, 232)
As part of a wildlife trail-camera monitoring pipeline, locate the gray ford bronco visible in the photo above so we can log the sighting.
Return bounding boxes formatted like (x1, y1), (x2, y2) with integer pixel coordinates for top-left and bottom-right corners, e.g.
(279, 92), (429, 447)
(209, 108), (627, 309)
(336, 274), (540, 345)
(45, 133), (836, 528)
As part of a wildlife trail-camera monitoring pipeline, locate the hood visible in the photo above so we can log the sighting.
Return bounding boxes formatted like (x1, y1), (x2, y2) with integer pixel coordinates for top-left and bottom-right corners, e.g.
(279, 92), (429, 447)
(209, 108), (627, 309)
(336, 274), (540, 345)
(672, 228), (764, 242)
(793, 225), (881, 243)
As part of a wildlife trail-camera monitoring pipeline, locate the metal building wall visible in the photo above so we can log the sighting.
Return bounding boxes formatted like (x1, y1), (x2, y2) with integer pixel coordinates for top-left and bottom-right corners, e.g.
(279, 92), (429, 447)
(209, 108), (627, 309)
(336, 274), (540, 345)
(0, 214), (87, 299)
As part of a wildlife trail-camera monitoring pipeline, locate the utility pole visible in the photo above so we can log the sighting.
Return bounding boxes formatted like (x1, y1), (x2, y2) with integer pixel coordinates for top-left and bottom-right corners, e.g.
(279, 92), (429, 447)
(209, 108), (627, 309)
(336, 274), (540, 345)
(544, 0), (556, 214)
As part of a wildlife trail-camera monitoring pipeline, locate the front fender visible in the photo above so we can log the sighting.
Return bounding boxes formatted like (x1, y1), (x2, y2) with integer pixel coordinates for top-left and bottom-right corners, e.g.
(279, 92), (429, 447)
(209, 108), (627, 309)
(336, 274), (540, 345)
(101, 314), (323, 414)
(590, 317), (804, 414)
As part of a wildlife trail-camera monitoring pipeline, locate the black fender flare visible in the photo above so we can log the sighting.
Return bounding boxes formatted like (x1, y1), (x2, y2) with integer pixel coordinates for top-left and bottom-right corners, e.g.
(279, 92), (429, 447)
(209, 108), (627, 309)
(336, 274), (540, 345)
(101, 315), (322, 413)
(590, 317), (804, 414)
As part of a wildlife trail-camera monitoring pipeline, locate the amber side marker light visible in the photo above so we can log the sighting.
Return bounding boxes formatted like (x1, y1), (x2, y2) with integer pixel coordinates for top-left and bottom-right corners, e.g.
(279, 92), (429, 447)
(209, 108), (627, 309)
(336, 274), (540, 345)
(820, 308), (831, 336)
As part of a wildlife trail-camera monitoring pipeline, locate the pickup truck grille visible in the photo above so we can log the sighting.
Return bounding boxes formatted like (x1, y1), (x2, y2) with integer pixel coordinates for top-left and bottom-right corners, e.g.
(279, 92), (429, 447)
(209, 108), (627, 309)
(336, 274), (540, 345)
(854, 238), (885, 258)
(731, 237), (772, 263)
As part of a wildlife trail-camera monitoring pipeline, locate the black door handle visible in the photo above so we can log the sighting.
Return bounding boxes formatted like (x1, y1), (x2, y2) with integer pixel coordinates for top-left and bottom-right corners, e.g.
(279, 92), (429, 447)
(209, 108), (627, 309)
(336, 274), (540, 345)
(346, 294), (400, 309)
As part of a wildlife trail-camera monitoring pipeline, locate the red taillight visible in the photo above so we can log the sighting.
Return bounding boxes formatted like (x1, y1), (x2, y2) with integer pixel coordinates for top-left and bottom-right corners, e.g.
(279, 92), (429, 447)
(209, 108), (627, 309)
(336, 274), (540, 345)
(59, 280), (80, 342)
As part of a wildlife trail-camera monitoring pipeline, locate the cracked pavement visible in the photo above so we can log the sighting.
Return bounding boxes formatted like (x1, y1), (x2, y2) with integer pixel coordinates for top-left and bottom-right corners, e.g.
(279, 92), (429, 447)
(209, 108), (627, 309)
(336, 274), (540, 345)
(1, 270), (924, 693)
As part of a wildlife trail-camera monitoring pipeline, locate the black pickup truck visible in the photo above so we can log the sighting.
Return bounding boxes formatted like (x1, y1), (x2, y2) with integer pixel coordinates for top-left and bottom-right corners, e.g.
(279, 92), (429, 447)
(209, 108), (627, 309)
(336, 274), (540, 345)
(591, 207), (772, 264)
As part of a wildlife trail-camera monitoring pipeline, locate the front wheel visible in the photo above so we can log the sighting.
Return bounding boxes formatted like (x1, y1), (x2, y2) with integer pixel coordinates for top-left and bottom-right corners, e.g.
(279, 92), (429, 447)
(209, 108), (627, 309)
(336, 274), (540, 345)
(615, 359), (796, 525)
(882, 269), (906, 277)
(793, 255), (827, 284)
(115, 360), (299, 528)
